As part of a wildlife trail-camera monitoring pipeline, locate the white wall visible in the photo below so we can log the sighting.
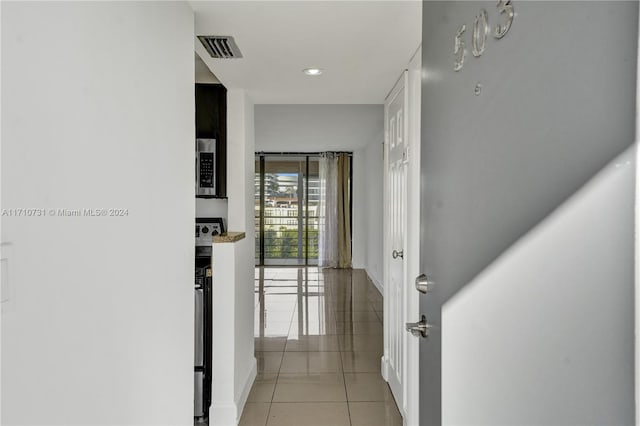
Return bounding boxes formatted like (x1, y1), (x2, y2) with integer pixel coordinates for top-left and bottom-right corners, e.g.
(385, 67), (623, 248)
(196, 53), (220, 84)
(211, 239), (257, 425)
(0, 0), (4, 419)
(226, 90), (257, 421)
(196, 197), (228, 222)
(229, 91), (256, 235)
(1, 2), (195, 424)
(443, 146), (636, 425)
(351, 148), (366, 269)
(255, 105), (383, 152)
(363, 142), (383, 288)
(255, 105), (383, 277)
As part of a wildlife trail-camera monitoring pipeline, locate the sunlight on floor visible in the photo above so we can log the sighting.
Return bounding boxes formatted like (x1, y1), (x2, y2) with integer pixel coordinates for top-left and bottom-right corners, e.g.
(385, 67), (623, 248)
(240, 267), (401, 426)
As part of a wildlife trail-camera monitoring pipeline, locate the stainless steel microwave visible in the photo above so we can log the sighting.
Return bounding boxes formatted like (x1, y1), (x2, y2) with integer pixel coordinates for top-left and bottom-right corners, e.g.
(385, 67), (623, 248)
(196, 138), (216, 196)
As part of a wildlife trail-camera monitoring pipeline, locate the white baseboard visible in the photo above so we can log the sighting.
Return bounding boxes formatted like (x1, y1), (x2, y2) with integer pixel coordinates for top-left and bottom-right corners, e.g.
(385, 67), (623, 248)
(210, 357), (257, 426)
(235, 357), (257, 423)
(210, 402), (237, 426)
(365, 269), (384, 295)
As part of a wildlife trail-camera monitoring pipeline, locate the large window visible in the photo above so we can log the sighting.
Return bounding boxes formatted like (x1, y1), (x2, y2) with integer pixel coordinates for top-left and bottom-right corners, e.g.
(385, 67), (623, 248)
(255, 155), (320, 266)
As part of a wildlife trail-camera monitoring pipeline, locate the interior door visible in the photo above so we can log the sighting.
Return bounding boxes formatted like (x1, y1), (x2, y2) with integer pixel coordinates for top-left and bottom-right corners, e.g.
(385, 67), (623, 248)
(417, 2), (637, 426)
(384, 71), (408, 411)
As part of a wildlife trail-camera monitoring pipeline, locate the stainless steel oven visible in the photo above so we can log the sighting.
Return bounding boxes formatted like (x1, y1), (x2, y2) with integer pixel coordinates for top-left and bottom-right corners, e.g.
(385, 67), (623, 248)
(194, 264), (212, 420)
(194, 218), (220, 421)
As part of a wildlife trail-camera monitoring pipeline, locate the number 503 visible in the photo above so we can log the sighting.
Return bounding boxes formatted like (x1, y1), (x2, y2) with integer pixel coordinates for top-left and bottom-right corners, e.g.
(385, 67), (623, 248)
(454, 0), (514, 72)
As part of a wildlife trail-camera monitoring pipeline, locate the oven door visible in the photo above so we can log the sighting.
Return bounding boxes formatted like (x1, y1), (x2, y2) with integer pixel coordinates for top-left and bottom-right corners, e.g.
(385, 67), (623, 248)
(194, 285), (205, 417)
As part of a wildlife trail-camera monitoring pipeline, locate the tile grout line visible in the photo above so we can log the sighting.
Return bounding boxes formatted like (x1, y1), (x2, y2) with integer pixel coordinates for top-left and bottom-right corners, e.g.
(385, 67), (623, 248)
(262, 354), (282, 424)
(341, 354), (353, 426)
(343, 270), (353, 426)
(265, 303), (294, 426)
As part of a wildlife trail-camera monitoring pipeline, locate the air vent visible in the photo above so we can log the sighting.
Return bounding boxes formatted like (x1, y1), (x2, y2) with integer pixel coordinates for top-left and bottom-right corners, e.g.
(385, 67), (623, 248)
(198, 36), (243, 59)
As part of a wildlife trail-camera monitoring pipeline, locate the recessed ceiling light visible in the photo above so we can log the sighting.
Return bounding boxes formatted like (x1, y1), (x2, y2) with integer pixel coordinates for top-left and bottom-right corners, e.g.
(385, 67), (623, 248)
(303, 68), (323, 76)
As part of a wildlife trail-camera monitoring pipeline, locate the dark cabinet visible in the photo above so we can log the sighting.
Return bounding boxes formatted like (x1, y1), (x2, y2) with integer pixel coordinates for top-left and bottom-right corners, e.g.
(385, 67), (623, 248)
(195, 83), (227, 198)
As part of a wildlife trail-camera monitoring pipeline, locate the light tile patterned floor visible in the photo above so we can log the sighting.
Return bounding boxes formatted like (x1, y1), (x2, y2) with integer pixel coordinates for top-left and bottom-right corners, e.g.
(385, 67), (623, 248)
(240, 267), (402, 426)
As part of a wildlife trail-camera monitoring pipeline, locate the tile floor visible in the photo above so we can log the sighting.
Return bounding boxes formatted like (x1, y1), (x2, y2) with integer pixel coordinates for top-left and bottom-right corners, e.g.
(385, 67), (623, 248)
(239, 267), (402, 426)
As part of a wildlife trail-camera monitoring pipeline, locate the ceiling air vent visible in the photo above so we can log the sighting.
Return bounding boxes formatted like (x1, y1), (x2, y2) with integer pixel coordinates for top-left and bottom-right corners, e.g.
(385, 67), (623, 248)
(198, 36), (243, 59)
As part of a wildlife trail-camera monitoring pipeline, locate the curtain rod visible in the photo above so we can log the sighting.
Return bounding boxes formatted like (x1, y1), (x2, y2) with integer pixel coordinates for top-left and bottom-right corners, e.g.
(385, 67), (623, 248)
(256, 151), (353, 156)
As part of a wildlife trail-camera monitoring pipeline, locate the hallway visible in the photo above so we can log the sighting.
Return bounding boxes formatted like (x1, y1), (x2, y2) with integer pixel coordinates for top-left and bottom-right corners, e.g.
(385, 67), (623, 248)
(240, 267), (402, 425)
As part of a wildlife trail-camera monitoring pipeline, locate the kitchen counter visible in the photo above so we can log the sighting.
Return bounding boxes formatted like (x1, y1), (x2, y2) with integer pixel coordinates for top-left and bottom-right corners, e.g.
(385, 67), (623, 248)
(212, 232), (245, 243)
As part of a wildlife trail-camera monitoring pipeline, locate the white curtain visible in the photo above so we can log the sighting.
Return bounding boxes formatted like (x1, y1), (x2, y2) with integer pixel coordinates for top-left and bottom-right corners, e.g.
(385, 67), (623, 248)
(318, 153), (338, 267)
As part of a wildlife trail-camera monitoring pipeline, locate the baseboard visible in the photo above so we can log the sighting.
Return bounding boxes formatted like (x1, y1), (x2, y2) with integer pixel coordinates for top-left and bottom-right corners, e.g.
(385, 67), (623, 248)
(209, 402), (237, 426)
(365, 269), (384, 295)
(235, 356), (257, 424)
(210, 357), (257, 426)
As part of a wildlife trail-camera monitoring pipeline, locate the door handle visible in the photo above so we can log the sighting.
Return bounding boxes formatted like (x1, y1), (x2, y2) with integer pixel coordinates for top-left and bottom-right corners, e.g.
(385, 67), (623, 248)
(406, 316), (431, 338)
(415, 274), (434, 294)
(392, 250), (404, 259)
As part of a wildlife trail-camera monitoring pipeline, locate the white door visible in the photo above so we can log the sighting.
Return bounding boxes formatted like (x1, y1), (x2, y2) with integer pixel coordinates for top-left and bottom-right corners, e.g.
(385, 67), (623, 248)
(383, 71), (409, 412)
(404, 47), (422, 426)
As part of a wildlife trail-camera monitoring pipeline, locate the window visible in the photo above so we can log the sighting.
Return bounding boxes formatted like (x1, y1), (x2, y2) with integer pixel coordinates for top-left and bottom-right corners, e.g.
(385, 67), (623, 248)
(255, 155), (320, 266)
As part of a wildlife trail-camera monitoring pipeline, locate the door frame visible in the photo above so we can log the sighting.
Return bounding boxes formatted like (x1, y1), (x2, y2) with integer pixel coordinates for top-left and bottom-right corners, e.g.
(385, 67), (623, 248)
(404, 46), (422, 426)
(382, 45), (422, 425)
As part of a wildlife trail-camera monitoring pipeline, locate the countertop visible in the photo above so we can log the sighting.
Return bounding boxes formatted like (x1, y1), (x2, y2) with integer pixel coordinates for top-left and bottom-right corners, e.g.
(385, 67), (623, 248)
(213, 232), (246, 243)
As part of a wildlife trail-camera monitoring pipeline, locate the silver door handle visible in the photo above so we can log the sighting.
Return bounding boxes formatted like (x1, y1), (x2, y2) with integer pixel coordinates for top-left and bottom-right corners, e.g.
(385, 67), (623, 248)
(415, 274), (434, 294)
(392, 250), (404, 259)
(406, 316), (431, 338)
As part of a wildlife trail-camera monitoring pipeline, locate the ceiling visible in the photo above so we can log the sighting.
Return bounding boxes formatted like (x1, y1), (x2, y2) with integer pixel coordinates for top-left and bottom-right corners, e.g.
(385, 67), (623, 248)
(190, 1), (421, 104)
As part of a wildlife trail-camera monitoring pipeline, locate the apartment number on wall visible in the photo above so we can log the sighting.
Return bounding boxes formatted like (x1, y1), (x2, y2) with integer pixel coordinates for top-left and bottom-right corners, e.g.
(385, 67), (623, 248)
(454, 0), (514, 71)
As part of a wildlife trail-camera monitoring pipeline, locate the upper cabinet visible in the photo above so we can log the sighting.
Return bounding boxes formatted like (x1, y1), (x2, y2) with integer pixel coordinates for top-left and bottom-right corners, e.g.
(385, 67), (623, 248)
(195, 83), (227, 198)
